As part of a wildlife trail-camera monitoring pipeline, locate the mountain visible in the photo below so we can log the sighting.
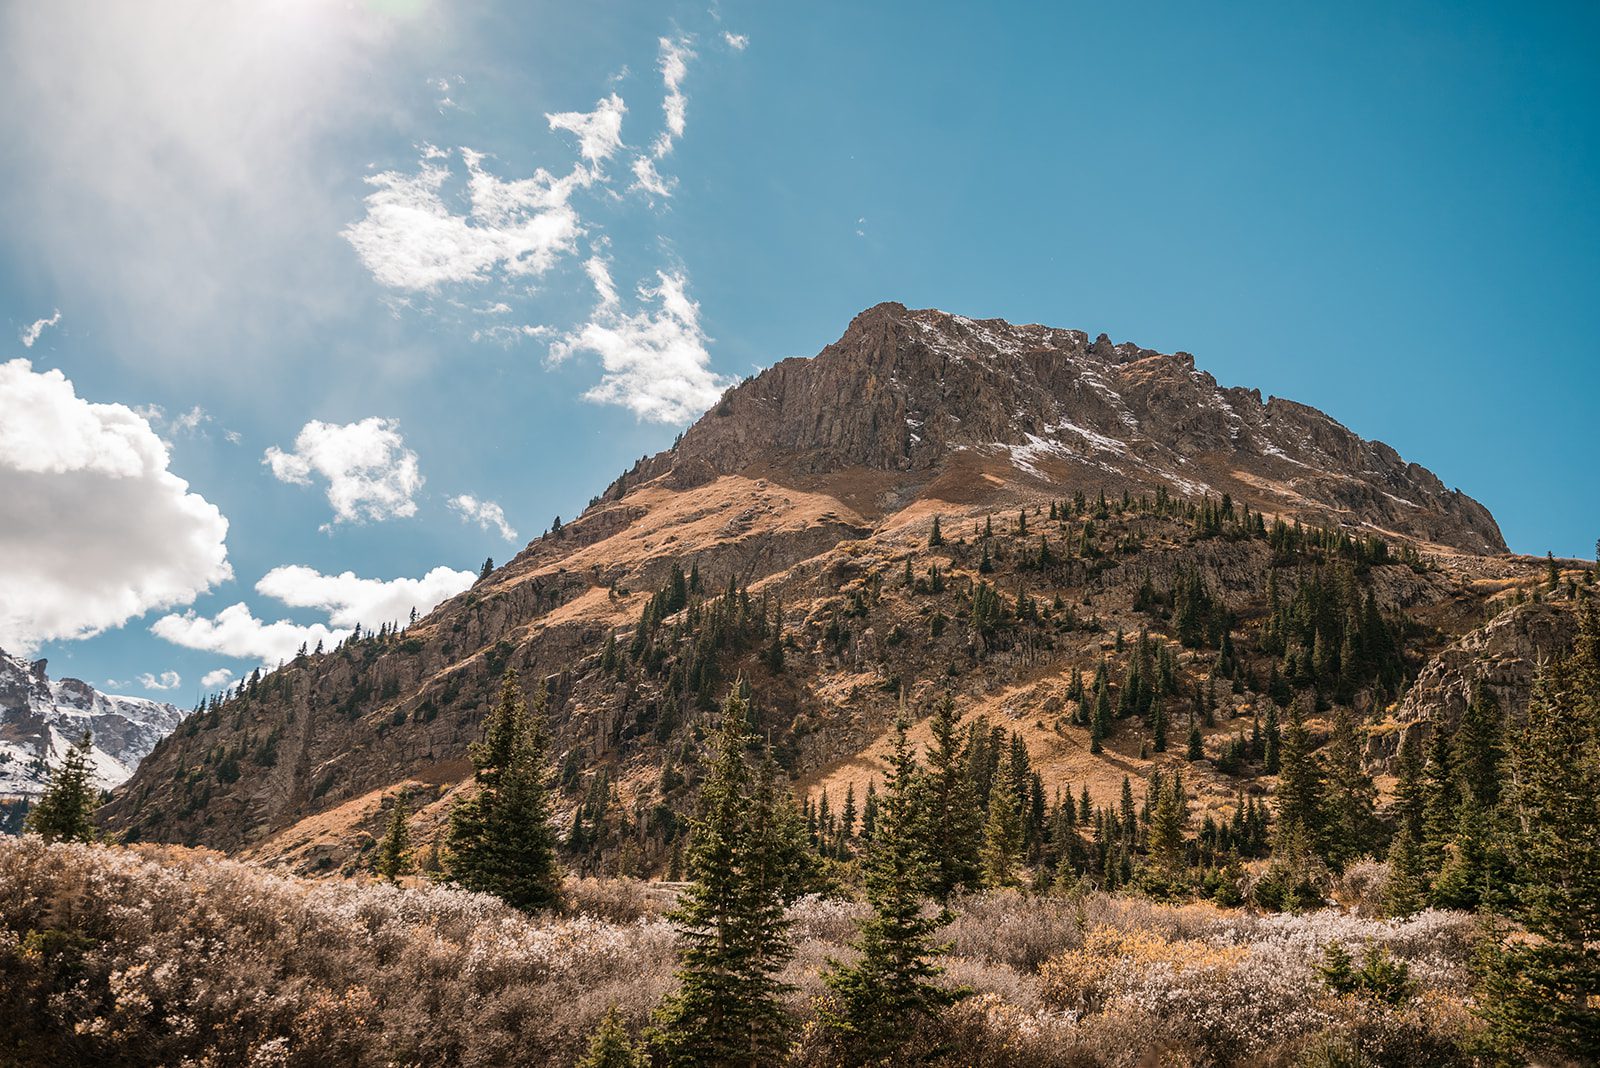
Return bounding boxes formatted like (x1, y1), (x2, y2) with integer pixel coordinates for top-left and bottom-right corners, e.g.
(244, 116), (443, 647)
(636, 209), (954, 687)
(1, 648), (184, 818)
(101, 304), (1564, 873)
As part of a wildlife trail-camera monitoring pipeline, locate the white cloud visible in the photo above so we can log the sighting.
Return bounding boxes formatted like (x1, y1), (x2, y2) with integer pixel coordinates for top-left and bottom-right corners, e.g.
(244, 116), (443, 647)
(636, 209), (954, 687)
(630, 155), (676, 199)
(547, 93), (626, 168)
(200, 667), (235, 689)
(550, 267), (731, 424)
(342, 146), (585, 292)
(152, 602), (347, 665)
(723, 32), (748, 51)
(449, 494), (519, 542)
(0, 360), (232, 652)
(263, 417), (423, 526)
(256, 564), (476, 629)
(153, 563), (474, 664)
(20, 310), (61, 348)
(138, 670), (181, 691)
(0, 2), (416, 374)
(653, 36), (695, 158)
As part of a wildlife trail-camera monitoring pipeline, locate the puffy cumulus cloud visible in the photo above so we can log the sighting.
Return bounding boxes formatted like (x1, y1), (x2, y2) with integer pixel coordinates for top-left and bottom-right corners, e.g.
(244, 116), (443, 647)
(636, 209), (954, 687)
(200, 667), (235, 689)
(20, 309), (61, 348)
(0, 360), (232, 652)
(151, 602), (347, 666)
(138, 670), (181, 691)
(256, 564), (475, 628)
(448, 494), (519, 542)
(263, 417), (423, 526)
(547, 93), (626, 168)
(550, 268), (731, 424)
(151, 564), (475, 664)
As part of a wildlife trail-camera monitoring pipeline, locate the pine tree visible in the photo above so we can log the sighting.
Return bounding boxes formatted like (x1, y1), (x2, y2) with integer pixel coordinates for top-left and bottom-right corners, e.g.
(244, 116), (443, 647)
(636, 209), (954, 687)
(652, 689), (801, 1067)
(374, 790), (412, 882)
(1433, 688), (1505, 909)
(1385, 729), (1428, 916)
(1483, 608), (1600, 1057)
(1186, 722), (1204, 761)
(1147, 771), (1187, 874)
(822, 721), (966, 1063)
(478, 557), (494, 581)
(979, 749), (1024, 888)
(579, 1006), (646, 1068)
(916, 697), (983, 897)
(1273, 704), (1324, 858)
(24, 731), (98, 843)
(1151, 699), (1168, 753)
(1321, 707), (1377, 870)
(445, 670), (563, 910)
(1263, 702), (1281, 774)
(928, 515), (943, 547)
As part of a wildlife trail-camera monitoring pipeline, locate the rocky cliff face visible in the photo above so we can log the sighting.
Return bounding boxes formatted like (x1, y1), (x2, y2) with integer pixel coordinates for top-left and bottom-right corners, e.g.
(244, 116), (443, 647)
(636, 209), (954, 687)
(626, 304), (1504, 554)
(102, 304), (1537, 870)
(0, 649), (184, 799)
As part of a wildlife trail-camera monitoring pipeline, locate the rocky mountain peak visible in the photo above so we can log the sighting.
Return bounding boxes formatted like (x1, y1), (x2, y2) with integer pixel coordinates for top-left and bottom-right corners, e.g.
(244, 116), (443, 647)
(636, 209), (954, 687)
(623, 304), (1504, 554)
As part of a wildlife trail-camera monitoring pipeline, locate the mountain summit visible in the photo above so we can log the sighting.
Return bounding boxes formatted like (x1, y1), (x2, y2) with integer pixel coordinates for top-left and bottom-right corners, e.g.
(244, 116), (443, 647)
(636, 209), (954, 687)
(634, 303), (1502, 554)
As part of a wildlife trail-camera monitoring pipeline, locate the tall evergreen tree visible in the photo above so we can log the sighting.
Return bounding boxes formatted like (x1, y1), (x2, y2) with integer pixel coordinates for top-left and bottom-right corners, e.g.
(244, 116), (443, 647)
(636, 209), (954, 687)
(1321, 707), (1378, 870)
(374, 790), (412, 882)
(1385, 729), (1428, 916)
(445, 670), (563, 911)
(1273, 704), (1324, 858)
(653, 689), (802, 1067)
(24, 731), (98, 843)
(822, 722), (966, 1063)
(979, 749), (1024, 888)
(1146, 771), (1187, 874)
(1483, 608), (1600, 1057)
(915, 697), (983, 897)
(1433, 689), (1505, 909)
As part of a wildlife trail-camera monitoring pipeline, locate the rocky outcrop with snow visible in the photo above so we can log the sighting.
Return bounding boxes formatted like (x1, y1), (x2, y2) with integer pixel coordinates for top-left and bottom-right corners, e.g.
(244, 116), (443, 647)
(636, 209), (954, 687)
(0, 648), (184, 797)
(626, 303), (1505, 554)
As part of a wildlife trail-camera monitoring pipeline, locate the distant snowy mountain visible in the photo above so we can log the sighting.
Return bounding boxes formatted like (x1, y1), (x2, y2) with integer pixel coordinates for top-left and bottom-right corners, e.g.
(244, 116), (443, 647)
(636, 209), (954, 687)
(0, 648), (184, 799)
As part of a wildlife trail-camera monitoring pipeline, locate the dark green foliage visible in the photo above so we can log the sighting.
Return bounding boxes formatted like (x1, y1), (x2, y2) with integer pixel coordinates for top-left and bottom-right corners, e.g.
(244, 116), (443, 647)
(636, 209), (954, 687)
(1319, 942), (1414, 1005)
(374, 791), (411, 883)
(577, 1006), (646, 1068)
(915, 698), (983, 897)
(24, 732), (98, 844)
(821, 721), (966, 1064)
(444, 671), (563, 911)
(1482, 603), (1600, 1058)
(652, 688), (807, 1067)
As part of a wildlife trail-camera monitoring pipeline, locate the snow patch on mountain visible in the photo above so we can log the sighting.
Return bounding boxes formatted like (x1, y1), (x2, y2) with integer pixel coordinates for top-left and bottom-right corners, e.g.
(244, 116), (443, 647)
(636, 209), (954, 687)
(0, 648), (184, 799)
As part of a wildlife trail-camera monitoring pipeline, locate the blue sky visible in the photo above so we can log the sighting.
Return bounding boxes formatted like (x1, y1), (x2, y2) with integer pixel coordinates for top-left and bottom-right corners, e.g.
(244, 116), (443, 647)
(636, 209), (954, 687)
(1, 0), (1595, 704)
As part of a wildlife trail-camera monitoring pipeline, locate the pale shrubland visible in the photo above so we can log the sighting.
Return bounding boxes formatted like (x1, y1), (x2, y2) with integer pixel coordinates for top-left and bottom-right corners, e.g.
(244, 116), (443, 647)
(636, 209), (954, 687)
(0, 839), (1483, 1067)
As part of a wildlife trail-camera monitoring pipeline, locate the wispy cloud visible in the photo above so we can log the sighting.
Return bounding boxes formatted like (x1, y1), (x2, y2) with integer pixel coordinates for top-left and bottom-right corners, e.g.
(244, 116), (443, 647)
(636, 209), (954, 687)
(550, 265), (730, 424)
(652, 35), (695, 158)
(19, 309), (61, 348)
(449, 494), (519, 542)
(342, 146), (586, 292)
(722, 32), (748, 51)
(548, 92), (626, 167)
(263, 417), (423, 527)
